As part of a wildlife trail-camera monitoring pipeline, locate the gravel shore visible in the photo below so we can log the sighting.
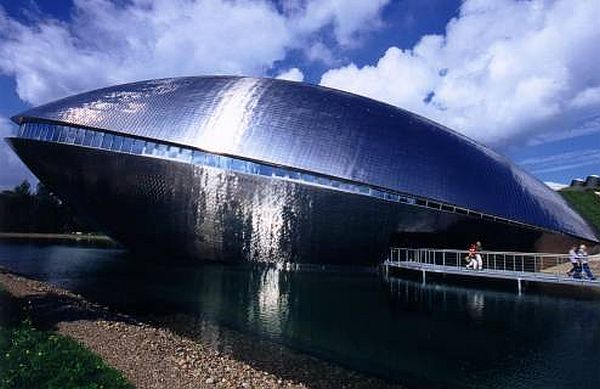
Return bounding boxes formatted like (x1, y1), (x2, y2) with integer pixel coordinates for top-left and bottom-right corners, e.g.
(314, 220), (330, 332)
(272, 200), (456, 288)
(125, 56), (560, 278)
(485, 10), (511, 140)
(0, 268), (402, 389)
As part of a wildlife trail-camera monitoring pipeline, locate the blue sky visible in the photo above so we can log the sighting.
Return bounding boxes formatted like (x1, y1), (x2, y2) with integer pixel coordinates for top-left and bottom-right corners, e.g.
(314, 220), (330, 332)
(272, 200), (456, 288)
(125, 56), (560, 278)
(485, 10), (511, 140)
(0, 0), (599, 190)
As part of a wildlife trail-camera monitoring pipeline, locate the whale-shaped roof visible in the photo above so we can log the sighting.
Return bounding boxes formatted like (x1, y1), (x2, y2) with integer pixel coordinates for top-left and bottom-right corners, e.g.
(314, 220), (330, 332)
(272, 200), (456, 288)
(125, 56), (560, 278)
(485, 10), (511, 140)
(12, 76), (597, 241)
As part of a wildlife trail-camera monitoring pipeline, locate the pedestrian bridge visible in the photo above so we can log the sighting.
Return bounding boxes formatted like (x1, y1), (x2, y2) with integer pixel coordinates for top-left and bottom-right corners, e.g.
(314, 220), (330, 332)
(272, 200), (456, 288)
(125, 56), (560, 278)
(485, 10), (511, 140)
(384, 248), (600, 293)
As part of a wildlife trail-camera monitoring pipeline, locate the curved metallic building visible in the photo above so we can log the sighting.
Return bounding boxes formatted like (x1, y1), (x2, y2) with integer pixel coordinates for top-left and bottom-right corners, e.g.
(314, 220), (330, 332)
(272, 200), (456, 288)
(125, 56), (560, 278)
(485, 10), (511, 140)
(5, 76), (598, 264)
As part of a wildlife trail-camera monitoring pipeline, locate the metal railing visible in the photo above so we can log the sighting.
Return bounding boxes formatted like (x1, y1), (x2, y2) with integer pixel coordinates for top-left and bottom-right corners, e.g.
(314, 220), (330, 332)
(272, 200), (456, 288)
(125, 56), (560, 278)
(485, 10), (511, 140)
(387, 247), (599, 281)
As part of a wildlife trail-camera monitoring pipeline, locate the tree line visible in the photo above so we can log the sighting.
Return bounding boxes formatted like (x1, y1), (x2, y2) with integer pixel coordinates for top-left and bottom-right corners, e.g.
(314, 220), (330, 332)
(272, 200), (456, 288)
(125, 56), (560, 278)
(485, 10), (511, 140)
(0, 180), (94, 233)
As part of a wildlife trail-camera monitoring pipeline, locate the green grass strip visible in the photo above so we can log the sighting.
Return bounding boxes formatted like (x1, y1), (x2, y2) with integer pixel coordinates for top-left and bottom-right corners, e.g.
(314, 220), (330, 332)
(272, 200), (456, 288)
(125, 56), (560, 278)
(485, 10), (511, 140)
(0, 287), (132, 389)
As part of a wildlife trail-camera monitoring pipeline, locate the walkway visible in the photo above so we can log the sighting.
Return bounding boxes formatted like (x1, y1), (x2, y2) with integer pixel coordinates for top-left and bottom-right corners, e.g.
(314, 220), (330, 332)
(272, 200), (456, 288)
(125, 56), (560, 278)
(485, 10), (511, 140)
(384, 248), (600, 293)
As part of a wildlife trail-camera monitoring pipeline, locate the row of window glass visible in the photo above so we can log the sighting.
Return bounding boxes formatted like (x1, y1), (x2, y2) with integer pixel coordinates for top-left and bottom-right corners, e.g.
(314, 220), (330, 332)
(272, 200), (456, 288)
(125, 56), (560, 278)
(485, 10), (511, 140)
(18, 121), (519, 227)
(18, 122), (399, 198)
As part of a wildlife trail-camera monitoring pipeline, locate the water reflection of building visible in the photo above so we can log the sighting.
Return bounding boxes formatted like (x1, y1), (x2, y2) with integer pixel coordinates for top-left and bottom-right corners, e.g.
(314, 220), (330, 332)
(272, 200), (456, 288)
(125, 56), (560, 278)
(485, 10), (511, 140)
(6, 76), (597, 264)
(251, 266), (289, 336)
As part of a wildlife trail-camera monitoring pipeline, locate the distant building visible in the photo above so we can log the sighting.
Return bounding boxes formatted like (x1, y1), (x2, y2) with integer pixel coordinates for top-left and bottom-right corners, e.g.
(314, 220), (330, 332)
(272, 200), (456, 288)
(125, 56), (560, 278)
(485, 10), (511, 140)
(5, 76), (598, 264)
(567, 175), (600, 191)
(586, 175), (600, 188)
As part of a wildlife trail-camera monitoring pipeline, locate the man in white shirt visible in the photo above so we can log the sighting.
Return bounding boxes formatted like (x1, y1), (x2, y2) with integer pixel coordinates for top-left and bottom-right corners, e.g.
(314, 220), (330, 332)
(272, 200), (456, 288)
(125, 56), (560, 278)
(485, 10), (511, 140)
(567, 245), (581, 278)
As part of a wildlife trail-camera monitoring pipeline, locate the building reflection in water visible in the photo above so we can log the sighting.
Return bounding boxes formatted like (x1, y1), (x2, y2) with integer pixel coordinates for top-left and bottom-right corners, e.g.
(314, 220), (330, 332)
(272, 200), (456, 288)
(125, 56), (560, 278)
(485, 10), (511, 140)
(248, 266), (290, 336)
(2, 242), (600, 388)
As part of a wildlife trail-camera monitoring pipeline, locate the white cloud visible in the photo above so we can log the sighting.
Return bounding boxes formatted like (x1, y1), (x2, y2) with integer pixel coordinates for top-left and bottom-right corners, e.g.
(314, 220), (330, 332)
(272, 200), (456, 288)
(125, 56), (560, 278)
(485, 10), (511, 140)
(275, 67), (304, 82)
(518, 149), (600, 174)
(570, 86), (600, 109)
(544, 181), (568, 191)
(528, 114), (600, 145)
(0, 0), (389, 106)
(0, 116), (19, 165)
(0, 0), (290, 105)
(292, 0), (389, 47)
(304, 41), (337, 65)
(320, 0), (600, 146)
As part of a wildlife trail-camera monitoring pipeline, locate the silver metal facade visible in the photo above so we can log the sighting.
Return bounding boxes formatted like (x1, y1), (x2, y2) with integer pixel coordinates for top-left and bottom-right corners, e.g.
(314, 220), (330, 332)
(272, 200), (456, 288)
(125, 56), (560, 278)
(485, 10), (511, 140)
(7, 136), (580, 264)
(9, 76), (598, 245)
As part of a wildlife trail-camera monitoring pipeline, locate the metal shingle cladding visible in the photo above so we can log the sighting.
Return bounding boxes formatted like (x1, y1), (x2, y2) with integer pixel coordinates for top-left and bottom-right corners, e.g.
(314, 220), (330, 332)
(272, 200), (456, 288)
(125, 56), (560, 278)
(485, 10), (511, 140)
(12, 76), (597, 241)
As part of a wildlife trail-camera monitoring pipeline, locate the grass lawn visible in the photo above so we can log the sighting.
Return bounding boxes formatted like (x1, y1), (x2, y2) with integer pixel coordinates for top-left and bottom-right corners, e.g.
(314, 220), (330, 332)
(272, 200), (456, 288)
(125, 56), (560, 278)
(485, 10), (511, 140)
(0, 285), (132, 389)
(560, 190), (600, 235)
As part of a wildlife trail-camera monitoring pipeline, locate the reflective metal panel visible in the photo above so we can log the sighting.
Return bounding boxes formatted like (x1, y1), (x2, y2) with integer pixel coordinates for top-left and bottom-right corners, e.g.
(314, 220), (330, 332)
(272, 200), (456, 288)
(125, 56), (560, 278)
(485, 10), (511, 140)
(11, 76), (597, 242)
(12, 122), (585, 238)
(7, 139), (585, 264)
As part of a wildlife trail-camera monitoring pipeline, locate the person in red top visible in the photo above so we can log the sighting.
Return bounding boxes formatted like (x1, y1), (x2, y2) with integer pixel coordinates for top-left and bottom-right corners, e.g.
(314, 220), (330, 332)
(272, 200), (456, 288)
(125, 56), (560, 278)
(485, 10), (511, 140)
(465, 243), (478, 269)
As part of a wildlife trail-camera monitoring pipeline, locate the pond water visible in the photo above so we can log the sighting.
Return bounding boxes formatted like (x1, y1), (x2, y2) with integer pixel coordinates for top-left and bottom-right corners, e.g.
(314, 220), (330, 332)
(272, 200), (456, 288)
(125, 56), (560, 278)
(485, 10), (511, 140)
(1, 240), (599, 388)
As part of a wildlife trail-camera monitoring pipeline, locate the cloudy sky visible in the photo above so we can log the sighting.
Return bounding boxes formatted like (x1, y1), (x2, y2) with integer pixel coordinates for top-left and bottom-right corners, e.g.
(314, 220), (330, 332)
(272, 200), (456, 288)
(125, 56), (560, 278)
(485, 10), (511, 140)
(0, 0), (599, 189)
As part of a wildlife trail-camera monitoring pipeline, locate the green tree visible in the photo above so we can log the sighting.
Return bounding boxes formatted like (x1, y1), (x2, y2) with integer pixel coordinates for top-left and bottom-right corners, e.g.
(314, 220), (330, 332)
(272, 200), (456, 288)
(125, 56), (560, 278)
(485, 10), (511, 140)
(0, 180), (95, 233)
(0, 180), (34, 232)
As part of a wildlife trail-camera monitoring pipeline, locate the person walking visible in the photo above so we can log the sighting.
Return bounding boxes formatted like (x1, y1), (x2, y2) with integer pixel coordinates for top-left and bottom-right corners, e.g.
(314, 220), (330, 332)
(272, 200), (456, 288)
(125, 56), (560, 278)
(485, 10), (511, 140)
(567, 245), (582, 278)
(475, 241), (483, 270)
(579, 244), (596, 280)
(466, 243), (478, 270)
